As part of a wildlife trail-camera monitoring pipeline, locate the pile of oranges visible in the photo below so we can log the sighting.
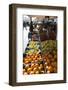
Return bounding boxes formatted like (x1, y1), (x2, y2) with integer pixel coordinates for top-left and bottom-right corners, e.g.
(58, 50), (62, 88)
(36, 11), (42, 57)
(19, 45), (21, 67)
(42, 51), (57, 73)
(23, 54), (44, 75)
(23, 50), (57, 75)
(23, 54), (42, 64)
(23, 40), (57, 75)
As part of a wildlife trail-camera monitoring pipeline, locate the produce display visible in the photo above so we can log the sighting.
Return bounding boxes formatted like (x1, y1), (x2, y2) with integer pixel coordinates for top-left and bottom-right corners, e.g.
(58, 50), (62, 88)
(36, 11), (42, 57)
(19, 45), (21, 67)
(41, 40), (57, 54)
(24, 41), (41, 55)
(42, 48), (57, 73)
(23, 39), (57, 75)
(23, 54), (44, 75)
(23, 15), (57, 75)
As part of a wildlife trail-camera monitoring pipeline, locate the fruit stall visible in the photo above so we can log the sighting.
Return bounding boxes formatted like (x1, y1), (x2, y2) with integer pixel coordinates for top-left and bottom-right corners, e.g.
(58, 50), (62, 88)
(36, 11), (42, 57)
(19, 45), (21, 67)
(23, 15), (57, 75)
(23, 31), (57, 75)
